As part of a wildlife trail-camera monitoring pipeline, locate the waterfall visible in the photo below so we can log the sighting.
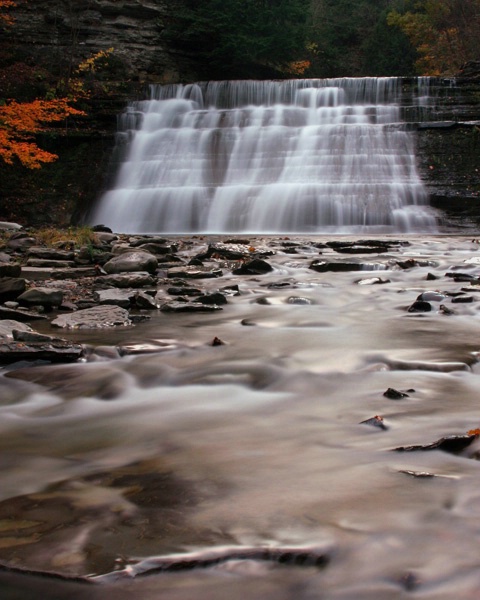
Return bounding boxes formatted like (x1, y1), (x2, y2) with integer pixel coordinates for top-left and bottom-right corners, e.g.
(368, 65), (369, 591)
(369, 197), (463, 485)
(91, 78), (438, 234)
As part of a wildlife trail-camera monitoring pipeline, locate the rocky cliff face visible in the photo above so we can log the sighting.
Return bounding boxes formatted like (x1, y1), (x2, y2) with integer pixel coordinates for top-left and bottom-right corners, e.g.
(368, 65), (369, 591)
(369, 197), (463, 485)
(412, 76), (480, 231)
(7, 0), (197, 85)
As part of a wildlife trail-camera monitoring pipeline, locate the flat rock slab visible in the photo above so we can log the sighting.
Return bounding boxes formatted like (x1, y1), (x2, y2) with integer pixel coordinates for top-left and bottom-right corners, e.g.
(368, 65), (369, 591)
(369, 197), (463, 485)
(0, 306), (48, 322)
(167, 267), (223, 279)
(52, 306), (132, 329)
(160, 302), (223, 313)
(95, 272), (156, 288)
(27, 247), (75, 260)
(0, 340), (84, 364)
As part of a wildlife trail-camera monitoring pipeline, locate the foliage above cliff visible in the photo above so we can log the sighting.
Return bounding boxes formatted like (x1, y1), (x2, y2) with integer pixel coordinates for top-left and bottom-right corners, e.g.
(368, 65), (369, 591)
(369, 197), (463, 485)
(387, 0), (480, 75)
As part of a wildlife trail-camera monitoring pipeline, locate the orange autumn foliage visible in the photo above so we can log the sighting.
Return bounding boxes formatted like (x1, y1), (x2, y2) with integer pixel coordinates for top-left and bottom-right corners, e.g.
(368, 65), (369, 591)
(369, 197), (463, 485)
(0, 0), (15, 25)
(0, 98), (84, 169)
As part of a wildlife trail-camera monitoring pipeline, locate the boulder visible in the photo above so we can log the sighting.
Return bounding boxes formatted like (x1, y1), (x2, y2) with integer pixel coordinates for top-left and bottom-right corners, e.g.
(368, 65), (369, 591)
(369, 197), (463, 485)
(0, 277), (26, 302)
(103, 251), (158, 275)
(17, 287), (63, 308)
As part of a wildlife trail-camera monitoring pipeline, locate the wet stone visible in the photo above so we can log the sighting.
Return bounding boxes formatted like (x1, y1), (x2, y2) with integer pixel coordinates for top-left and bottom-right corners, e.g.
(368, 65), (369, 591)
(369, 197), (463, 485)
(167, 286), (203, 296)
(393, 433), (478, 455)
(384, 387), (409, 400)
(440, 304), (455, 315)
(360, 415), (389, 430)
(452, 295), (474, 303)
(26, 259), (76, 268)
(0, 340), (84, 364)
(286, 296), (314, 305)
(95, 272), (156, 289)
(233, 258), (273, 275)
(134, 291), (159, 309)
(167, 267), (223, 279)
(27, 247), (75, 261)
(0, 306), (48, 321)
(0, 320), (33, 339)
(417, 291), (446, 302)
(356, 277), (390, 285)
(196, 292), (228, 305)
(136, 243), (174, 255)
(310, 260), (381, 273)
(17, 287), (63, 308)
(93, 288), (137, 308)
(52, 305), (132, 329)
(408, 300), (432, 313)
(0, 263), (21, 278)
(0, 277), (26, 302)
(160, 301), (223, 313)
(103, 251), (158, 275)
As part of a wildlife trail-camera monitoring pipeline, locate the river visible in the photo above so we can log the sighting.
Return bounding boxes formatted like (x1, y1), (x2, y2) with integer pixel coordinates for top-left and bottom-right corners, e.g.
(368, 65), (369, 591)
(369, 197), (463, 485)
(1, 234), (480, 598)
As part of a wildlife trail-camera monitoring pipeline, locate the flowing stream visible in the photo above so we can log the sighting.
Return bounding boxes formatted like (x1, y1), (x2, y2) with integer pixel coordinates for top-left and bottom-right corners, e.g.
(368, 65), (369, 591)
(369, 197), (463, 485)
(91, 78), (437, 234)
(2, 235), (480, 599)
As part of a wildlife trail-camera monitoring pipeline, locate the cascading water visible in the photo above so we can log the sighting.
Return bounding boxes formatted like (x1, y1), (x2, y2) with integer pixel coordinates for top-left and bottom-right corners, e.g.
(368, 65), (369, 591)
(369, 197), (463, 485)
(91, 78), (438, 234)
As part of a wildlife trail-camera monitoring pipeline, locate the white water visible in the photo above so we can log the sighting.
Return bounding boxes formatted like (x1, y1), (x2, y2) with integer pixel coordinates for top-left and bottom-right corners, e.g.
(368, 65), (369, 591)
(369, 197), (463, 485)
(91, 78), (437, 234)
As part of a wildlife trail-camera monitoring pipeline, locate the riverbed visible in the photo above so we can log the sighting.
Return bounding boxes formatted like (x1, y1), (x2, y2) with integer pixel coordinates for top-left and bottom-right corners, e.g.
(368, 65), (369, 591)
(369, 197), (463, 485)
(2, 235), (480, 599)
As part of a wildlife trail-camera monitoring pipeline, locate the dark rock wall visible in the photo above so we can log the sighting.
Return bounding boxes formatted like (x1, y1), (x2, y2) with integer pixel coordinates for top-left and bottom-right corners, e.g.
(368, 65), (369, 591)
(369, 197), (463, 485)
(6, 0), (197, 85)
(412, 79), (480, 230)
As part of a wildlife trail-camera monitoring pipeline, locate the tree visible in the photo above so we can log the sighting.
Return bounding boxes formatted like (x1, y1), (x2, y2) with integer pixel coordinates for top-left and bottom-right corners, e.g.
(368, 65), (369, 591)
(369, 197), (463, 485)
(0, 98), (83, 169)
(307, 0), (417, 77)
(163, 0), (310, 79)
(387, 0), (480, 74)
(0, 0), (85, 169)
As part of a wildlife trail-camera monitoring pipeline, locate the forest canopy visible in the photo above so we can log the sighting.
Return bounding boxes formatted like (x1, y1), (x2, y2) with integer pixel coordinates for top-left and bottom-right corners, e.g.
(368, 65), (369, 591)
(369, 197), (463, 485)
(163, 0), (479, 78)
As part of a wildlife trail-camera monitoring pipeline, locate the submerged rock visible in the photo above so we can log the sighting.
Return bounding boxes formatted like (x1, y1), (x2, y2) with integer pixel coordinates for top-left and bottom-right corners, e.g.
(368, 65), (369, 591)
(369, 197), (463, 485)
(360, 415), (389, 430)
(393, 433), (478, 455)
(383, 387), (409, 400)
(160, 301), (223, 313)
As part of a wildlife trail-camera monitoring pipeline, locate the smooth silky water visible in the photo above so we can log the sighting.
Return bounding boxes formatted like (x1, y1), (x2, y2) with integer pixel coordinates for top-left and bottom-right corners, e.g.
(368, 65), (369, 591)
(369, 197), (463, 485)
(91, 78), (437, 234)
(3, 236), (480, 599)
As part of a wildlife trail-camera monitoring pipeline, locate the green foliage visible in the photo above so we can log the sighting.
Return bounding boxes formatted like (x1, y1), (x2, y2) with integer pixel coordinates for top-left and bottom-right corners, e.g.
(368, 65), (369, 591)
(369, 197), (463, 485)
(307, 0), (417, 77)
(163, 0), (311, 78)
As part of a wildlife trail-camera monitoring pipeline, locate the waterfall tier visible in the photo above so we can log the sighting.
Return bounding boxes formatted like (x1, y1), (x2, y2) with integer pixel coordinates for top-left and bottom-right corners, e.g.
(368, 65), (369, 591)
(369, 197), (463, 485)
(91, 78), (438, 234)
